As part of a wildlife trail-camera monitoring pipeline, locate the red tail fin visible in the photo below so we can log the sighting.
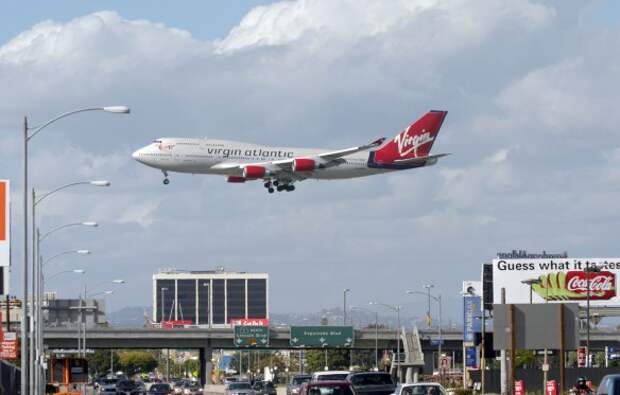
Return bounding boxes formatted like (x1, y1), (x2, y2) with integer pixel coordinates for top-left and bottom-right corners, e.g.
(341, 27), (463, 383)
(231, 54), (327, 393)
(372, 110), (447, 164)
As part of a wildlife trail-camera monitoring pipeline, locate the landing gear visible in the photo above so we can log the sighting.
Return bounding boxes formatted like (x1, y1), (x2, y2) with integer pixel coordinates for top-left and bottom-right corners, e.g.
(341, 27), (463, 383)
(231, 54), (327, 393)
(162, 170), (170, 185)
(266, 179), (295, 193)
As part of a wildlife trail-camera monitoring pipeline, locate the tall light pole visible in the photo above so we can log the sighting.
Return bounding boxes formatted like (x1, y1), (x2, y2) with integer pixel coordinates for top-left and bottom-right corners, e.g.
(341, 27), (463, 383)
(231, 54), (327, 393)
(21, 105), (129, 395)
(352, 306), (379, 371)
(584, 263), (600, 367)
(37, 225), (94, 395)
(370, 302), (401, 382)
(407, 289), (442, 379)
(343, 289), (351, 370)
(520, 278), (542, 304)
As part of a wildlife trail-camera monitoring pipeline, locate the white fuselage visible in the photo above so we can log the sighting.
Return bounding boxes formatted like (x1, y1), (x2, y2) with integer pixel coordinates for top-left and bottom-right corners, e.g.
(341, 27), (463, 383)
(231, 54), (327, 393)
(133, 138), (390, 180)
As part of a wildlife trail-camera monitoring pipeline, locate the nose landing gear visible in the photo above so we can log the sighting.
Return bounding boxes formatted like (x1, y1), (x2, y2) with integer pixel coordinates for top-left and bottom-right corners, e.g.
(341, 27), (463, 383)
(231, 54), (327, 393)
(162, 170), (170, 185)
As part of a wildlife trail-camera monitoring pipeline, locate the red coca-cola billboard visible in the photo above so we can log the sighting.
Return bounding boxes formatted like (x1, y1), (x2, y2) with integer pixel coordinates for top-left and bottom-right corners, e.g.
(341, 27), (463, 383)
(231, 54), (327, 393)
(566, 271), (616, 300)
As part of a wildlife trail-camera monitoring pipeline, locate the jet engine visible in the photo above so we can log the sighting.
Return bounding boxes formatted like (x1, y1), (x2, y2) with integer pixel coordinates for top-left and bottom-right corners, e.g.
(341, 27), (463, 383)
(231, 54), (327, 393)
(292, 158), (316, 172)
(243, 165), (267, 179)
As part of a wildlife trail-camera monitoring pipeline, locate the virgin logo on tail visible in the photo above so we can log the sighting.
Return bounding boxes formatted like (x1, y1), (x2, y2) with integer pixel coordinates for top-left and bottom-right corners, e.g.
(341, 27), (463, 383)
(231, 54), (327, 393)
(394, 127), (434, 158)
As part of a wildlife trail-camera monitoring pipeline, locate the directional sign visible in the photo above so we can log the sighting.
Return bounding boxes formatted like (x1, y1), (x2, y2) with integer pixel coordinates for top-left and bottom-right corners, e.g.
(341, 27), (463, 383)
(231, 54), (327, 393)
(234, 325), (269, 348)
(290, 326), (354, 348)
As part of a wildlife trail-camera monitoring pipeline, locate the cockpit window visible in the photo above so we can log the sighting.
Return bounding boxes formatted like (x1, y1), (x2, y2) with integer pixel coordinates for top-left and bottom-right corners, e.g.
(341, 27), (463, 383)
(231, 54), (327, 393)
(153, 139), (162, 143)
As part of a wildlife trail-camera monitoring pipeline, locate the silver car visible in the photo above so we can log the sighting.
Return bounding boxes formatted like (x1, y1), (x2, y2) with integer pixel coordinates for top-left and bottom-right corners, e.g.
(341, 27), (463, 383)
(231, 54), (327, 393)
(226, 381), (256, 395)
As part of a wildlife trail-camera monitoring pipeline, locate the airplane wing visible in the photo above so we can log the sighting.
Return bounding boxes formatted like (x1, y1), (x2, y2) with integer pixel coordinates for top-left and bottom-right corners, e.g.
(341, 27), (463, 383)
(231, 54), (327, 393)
(271, 137), (386, 171)
(214, 137), (386, 180)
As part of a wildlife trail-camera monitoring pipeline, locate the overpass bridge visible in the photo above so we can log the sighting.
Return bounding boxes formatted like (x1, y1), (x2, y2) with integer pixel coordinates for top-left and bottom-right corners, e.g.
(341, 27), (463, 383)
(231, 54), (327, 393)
(42, 326), (620, 385)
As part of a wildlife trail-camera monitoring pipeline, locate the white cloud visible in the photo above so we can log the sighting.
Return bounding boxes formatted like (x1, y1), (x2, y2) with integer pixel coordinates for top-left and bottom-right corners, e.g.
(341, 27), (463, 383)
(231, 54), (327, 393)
(2, 1), (620, 316)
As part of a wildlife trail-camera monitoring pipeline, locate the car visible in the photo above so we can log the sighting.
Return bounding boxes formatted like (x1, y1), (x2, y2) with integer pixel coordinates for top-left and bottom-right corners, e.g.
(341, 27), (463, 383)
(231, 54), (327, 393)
(300, 380), (356, 395)
(97, 378), (120, 394)
(253, 381), (277, 395)
(287, 374), (312, 395)
(347, 372), (395, 395)
(116, 379), (147, 395)
(391, 383), (447, 395)
(182, 381), (204, 395)
(225, 381), (257, 395)
(149, 383), (173, 395)
(597, 374), (620, 395)
(311, 371), (351, 382)
(223, 376), (240, 385)
(173, 380), (190, 394)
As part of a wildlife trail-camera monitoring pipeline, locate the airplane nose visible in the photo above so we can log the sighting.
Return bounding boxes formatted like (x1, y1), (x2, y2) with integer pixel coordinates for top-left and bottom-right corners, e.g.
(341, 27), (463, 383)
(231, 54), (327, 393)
(132, 148), (142, 161)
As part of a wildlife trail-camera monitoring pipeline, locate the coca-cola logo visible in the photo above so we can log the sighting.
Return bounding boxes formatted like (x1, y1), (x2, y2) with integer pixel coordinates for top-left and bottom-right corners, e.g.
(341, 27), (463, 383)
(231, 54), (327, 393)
(566, 271), (616, 299)
(394, 127), (434, 158)
(532, 271), (617, 301)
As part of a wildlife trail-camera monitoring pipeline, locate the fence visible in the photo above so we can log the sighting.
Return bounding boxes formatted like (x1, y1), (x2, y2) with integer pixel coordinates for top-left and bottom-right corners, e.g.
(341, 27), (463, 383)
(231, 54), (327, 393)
(469, 368), (618, 393)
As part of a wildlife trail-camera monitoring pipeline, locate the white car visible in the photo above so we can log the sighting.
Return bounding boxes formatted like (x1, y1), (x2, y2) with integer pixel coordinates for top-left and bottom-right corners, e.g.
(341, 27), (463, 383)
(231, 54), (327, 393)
(311, 371), (351, 382)
(392, 383), (447, 395)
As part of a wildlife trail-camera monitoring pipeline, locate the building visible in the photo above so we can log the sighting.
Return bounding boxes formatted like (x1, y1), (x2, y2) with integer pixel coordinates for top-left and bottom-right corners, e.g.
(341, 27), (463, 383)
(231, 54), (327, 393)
(153, 270), (269, 326)
(45, 298), (107, 328)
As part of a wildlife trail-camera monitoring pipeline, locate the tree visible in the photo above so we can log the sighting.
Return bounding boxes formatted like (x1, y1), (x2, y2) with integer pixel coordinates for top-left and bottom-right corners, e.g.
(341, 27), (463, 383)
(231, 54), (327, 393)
(515, 350), (536, 368)
(305, 350), (349, 372)
(88, 349), (120, 376)
(118, 351), (159, 375)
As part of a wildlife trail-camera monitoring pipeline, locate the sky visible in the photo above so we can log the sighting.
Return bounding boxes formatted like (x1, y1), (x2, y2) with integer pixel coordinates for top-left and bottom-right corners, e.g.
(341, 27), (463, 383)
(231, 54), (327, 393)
(1, 0), (620, 323)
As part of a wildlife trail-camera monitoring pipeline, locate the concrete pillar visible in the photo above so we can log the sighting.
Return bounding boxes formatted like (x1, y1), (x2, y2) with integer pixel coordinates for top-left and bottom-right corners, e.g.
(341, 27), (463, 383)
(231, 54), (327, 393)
(405, 367), (413, 383)
(200, 346), (214, 386)
(413, 369), (419, 383)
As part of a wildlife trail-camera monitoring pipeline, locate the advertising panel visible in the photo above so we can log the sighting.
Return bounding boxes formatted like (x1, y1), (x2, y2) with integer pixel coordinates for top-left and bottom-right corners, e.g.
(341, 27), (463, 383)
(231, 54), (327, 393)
(492, 258), (620, 306)
(0, 180), (9, 296)
(463, 296), (481, 344)
(0, 332), (18, 359)
(229, 318), (269, 326)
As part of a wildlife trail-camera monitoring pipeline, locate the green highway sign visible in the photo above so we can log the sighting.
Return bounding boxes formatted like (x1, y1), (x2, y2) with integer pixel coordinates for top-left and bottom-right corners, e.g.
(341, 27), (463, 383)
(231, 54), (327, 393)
(290, 326), (354, 348)
(234, 325), (270, 348)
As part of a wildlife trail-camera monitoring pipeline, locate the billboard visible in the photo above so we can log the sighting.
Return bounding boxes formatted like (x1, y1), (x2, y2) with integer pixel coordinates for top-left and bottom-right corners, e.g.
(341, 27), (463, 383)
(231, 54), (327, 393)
(0, 180), (9, 296)
(492, 258), (620, 306)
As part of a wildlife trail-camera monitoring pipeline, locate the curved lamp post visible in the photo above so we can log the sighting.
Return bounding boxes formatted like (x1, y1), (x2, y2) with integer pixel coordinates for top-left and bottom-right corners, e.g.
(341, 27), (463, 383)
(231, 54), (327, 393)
(370, 302), (402, 382)
(22, 106), (128, 395)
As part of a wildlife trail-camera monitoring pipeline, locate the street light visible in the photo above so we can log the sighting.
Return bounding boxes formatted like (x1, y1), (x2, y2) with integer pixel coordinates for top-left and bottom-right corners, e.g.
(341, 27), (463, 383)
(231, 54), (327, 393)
(343, 289), (351, 325)
(21, 106), (129, 395)
(585, 263), (601, 367)
(406, 289), (443, 378)
(351, 306), (379, 371)
(370, 302), (402, 382)
(520, 278), (542, 304)
(46, 269), (85, 282)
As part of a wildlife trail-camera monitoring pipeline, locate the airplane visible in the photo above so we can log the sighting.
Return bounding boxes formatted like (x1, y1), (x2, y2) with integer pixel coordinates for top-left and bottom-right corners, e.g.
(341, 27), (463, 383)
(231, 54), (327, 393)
(132, 110), (449, 193)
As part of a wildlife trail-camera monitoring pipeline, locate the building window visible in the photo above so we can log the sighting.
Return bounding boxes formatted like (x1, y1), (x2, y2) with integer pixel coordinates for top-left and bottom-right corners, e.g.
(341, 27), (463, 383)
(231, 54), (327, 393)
(212, 279), (226, 324)
(227, 279), (246, 321)
(247, 279), (267, 318)
(198, 280), (210, 325)
(177, 279), (196, 324)
(156, 279), (176, 322)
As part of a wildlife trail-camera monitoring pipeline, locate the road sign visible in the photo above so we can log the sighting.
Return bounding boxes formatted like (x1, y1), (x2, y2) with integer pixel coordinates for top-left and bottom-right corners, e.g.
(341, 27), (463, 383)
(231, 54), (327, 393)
(577, 347), (587, 367)
(439, 356), (451, 372)
(234, 325), (269, 347)
(290, 326), (354, 348)
(0, 332), (18, 359)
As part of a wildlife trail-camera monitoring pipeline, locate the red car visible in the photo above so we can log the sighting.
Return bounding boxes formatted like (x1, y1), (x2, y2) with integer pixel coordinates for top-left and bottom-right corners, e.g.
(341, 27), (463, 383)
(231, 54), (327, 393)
(300, 381), (357, 395)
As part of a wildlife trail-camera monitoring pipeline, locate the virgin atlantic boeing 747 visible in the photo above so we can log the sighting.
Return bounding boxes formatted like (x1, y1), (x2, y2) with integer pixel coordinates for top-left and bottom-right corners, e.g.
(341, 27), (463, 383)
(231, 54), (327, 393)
(132, 110), (449, 193)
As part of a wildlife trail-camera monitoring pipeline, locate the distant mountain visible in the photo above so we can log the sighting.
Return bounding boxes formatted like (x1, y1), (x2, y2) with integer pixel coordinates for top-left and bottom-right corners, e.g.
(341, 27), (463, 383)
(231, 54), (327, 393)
(108, 306), (150, 327)
(107, 305), (439, 329)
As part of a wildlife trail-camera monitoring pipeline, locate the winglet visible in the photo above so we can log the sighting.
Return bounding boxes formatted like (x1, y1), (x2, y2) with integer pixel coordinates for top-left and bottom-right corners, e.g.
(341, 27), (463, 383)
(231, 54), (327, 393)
(363, 137), (386, 149)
